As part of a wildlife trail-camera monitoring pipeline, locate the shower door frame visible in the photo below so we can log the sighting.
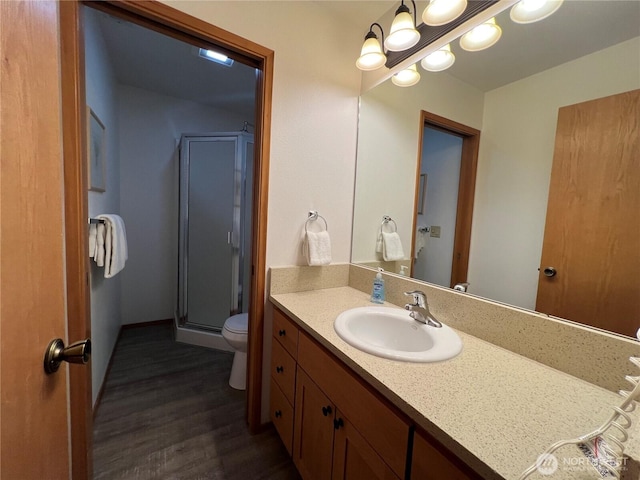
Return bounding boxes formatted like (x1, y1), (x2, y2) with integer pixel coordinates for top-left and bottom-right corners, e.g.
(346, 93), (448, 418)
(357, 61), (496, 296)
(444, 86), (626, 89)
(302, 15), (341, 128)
(178, 133), (254, 331)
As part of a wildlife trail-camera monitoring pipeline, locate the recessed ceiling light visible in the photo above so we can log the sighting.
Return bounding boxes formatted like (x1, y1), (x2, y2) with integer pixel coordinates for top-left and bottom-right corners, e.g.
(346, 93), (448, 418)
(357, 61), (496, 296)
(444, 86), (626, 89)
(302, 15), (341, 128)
(198, 48), (234, 67)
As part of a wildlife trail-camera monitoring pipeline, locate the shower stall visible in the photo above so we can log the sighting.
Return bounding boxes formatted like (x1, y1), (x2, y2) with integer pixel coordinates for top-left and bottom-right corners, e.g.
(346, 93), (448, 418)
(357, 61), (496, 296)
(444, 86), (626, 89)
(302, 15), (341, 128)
(177, 132), (254, 334)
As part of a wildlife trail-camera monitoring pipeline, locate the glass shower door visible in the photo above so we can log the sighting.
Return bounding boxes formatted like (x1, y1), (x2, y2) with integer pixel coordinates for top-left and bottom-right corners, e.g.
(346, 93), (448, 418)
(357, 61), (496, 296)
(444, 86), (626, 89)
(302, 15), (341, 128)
(180, 137), (238, 331)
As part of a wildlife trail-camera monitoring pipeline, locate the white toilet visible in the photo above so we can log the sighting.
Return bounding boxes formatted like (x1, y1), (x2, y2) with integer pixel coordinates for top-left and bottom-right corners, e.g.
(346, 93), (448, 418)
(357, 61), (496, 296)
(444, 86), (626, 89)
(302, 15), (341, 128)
(221, 312), (249, 390)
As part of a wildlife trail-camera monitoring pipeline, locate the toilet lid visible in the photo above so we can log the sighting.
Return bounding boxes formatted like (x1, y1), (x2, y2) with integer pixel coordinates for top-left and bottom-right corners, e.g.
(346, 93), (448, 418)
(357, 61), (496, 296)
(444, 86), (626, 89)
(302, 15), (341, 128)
(224, 313), (248, 334)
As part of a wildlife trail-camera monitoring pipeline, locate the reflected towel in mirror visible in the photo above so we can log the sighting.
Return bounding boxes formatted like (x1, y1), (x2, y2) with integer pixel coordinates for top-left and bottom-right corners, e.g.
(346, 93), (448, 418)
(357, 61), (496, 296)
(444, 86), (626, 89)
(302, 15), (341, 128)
(382, 232), (405, 261)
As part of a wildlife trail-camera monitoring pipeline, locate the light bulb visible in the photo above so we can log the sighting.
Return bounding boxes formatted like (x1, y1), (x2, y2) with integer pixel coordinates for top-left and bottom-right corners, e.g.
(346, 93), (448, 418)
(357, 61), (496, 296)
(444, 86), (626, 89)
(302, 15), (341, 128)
(385, 5), (420, 52)
(356, 34), (386, 71)
(422, 0), (467, 26)
(459, 17), (502, 52)
(392, 64), (420, 87)
(510, 0), (564, 24)
(421, 44), (455, 72)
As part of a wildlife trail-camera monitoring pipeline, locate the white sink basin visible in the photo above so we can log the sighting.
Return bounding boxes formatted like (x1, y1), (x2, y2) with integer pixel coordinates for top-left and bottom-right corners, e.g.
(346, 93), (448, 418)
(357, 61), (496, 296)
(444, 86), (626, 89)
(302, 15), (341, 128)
(334, 306), (462, 363)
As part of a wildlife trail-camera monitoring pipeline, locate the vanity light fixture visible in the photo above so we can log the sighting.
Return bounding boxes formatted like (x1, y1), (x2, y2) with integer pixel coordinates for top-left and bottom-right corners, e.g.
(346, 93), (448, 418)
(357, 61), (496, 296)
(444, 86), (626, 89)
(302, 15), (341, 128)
(420, 43), (455, 72)
(510, 0), (564, 24)
(422, 0), (467, 26)
(391, 64), (420, 87)
(356, 23), (387, 71)
(385, 0), (421, 52)
(459, 17), (502, 52)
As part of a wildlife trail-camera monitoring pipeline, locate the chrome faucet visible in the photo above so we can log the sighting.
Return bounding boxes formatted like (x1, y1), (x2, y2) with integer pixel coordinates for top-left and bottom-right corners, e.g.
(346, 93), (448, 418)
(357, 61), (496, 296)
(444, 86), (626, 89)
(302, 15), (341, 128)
(404, 290), (442, 328)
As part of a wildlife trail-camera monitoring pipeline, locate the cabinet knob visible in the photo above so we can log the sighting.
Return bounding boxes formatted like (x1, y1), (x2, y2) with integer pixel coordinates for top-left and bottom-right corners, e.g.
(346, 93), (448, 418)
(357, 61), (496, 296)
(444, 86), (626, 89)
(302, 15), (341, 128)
(278, 329), (286, 336)
(276, 365), (284, 373)
(274, 410), (282, 418)
(334, 417), (344, 430)
(322, 405), (332, 417)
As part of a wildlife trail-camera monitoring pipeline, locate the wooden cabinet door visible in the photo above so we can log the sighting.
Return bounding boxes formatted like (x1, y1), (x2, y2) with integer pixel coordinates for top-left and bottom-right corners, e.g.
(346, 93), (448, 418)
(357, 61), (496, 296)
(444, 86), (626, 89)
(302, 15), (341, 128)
(332, 410), (400, 480)
(411, 430), (475, 480)
(293, 367), (335, 480)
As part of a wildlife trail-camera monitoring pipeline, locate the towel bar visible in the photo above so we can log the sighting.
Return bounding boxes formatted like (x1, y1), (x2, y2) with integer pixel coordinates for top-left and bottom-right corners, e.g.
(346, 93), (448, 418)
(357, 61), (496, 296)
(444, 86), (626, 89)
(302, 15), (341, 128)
(88, 218), (106, 225)
(305, 210), (328, 233)
(381, 215), (397, 233)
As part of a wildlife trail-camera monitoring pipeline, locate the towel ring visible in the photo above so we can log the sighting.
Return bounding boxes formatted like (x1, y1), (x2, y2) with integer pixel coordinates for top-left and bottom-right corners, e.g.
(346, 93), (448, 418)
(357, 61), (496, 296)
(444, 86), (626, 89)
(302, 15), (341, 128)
(380, 215), (397, 233)
(305, 210), (328, 233)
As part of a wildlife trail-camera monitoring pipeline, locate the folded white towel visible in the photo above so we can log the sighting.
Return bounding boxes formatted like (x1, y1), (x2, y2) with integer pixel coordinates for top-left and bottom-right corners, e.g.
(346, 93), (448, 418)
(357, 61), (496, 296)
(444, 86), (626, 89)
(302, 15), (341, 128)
(97, 214), (128, 278)
(304, 230), (332, 266)
(89, 224), (97, 259)
(95, 223), (105, 267)
(382, 231), (405, 261)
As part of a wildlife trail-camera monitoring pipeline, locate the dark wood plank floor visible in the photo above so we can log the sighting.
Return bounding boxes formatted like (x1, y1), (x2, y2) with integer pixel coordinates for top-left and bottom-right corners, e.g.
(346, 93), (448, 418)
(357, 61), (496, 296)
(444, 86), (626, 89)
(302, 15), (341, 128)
(93, 323), (300, 480)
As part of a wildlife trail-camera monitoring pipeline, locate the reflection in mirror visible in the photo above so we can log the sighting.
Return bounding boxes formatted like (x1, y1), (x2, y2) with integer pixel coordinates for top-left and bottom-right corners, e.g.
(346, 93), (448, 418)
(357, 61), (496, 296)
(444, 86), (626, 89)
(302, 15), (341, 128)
(352, 1), (640, 337)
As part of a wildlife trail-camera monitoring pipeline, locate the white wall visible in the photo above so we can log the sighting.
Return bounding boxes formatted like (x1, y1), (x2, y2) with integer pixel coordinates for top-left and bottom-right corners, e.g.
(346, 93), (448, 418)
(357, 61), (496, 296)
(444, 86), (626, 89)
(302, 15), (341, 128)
(352, 71), (485, 265)
(84, 7), (122, 406)
(468, 37), (640, 309)
(118, 85), (248, 325)
(414, 128), (463, 286)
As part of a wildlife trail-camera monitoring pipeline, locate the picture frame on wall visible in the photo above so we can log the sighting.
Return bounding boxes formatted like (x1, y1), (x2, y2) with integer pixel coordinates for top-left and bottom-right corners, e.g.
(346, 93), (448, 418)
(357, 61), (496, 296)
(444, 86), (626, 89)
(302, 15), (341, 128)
(88, 107), (106, 192)
(418, 173), (427, 214)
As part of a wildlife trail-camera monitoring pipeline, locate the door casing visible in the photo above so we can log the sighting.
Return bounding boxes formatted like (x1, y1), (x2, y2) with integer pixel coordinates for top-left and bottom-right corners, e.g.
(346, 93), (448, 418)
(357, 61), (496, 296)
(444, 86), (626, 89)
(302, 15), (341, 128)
(412, 111), (480, 287)
(61, 2), (274, 477)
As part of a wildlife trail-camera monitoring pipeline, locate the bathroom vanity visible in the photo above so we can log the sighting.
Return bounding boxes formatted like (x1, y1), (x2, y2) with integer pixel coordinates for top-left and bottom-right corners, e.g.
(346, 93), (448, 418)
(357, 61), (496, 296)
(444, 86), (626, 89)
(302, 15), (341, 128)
(267, 266), (640, 480)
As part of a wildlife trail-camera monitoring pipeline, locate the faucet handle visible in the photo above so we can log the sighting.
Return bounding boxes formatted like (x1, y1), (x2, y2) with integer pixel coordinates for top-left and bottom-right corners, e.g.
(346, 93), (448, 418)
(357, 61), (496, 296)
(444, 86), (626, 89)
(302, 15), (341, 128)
(404, 290), (427, 307)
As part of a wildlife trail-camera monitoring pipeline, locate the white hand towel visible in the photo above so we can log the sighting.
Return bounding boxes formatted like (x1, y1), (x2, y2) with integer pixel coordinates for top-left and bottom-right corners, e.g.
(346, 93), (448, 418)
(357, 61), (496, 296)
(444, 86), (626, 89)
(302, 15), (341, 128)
(375, 232), (383, 253)
(97, 214), (128, 278)
(95, 223), (105, 267)
(304, 231), (332, 266)
(89, 224), (97, 259)
(381, 231), (405, 261)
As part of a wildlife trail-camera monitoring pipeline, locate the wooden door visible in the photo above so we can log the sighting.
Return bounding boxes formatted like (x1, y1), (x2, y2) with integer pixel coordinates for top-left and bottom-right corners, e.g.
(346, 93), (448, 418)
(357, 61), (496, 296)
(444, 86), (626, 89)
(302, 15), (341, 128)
(411, 430), (476, 480)
(536, 90), (640, 337)
(332, 411), (400, 480)
(1, 1), (72, 478)
(293, 367), (335, 480)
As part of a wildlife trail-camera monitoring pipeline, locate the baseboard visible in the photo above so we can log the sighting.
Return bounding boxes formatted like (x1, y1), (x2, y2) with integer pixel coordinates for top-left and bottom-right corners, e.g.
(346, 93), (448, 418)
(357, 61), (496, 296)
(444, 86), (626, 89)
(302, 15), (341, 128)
(121, 318), (173, 329)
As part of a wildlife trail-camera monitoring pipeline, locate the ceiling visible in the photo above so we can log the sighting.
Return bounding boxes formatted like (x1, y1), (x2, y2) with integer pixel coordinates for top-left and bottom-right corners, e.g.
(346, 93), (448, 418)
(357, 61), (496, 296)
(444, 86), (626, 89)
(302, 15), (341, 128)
(93, 1), (639, 112)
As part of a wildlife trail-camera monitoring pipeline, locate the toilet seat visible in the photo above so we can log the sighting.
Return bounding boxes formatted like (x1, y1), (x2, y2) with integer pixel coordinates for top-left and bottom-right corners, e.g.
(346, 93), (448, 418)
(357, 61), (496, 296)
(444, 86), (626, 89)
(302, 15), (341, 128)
(223, 313), (248, 335)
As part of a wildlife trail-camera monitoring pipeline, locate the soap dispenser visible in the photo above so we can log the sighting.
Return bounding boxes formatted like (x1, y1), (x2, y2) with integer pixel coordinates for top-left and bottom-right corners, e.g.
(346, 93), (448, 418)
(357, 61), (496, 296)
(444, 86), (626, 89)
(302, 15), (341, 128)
(370, 268), (385, 304)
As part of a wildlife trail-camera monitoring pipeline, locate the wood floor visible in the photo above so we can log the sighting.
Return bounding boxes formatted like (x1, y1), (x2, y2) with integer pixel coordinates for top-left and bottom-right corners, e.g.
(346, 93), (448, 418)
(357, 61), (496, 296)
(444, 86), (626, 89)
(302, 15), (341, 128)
(93, 323), (300, 480)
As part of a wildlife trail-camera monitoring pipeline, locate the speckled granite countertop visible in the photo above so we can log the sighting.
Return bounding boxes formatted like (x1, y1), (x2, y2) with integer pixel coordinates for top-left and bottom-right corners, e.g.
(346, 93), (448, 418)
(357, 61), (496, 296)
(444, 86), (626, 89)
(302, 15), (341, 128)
(270, 286), (640, 480)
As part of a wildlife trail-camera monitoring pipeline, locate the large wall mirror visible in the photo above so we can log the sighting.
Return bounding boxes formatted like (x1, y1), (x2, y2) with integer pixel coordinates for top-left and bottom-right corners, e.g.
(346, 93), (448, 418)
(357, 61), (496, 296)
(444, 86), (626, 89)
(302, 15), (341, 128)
(352, 1), (640, 337)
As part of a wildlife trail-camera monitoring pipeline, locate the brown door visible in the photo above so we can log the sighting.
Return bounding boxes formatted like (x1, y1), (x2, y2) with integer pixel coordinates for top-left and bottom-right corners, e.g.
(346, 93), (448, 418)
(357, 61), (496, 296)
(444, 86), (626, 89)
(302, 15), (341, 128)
(1, 1), (73, 478)
(536, 90), (640, 337)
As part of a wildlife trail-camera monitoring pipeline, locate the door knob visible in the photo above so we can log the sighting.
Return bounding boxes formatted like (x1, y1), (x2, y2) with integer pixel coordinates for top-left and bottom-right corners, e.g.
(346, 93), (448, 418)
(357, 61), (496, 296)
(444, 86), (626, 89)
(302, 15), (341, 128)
(44, 338), (91, 374)
(542, 267), (557, 277)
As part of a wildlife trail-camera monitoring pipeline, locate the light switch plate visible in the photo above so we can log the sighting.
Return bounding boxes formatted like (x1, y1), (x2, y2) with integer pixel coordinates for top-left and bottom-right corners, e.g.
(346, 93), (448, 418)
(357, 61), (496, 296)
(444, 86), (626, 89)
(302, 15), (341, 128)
(430, 226), (441, 238)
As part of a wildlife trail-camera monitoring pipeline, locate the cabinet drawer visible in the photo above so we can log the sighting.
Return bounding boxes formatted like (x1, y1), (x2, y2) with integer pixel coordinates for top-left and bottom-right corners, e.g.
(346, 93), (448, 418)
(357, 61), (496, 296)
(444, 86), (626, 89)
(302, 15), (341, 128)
(271, 339), (296, 404)
(270, 381), (294, 455)
(297, 332), (409, 478)
(273, 308), (299, 358)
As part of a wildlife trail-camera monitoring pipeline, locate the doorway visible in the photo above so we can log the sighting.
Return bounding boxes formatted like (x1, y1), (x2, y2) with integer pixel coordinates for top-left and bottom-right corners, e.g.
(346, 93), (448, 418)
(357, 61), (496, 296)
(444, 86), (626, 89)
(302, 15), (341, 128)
(412, 111), (480, 288)
(60, 2), (274, 477)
